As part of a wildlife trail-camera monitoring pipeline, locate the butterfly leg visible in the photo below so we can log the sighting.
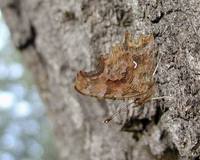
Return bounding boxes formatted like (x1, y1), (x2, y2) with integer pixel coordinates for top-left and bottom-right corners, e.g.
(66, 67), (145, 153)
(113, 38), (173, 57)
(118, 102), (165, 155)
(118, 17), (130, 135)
(153, 53), (162, 77)
(151, 96), (174, 100)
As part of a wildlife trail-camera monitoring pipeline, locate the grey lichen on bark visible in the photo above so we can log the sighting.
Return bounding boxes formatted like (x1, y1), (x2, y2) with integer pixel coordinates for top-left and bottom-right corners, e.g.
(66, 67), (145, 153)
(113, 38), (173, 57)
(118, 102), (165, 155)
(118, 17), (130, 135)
(1, 0), (200, 159)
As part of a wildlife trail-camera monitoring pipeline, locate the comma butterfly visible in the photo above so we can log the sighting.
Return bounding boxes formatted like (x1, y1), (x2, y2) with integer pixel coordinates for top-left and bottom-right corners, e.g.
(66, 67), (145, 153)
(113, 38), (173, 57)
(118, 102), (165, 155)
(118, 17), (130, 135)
(74, 32), (157, 123)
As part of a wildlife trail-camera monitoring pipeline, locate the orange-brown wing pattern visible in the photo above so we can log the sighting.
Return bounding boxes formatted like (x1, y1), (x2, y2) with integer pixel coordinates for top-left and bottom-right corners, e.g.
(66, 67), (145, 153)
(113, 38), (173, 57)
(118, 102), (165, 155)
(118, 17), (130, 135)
(74, 32), (156, 104)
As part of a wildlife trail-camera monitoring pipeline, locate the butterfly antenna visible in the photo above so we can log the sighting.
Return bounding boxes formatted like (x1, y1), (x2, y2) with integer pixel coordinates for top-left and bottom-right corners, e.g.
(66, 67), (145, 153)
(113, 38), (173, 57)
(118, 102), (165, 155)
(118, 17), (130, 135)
(103, 101), (139, 124)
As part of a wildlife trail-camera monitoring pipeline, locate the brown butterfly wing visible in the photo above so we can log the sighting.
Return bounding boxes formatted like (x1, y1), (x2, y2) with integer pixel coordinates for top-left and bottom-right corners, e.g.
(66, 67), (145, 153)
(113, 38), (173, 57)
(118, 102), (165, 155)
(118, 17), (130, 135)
(74, 33), (155, 102)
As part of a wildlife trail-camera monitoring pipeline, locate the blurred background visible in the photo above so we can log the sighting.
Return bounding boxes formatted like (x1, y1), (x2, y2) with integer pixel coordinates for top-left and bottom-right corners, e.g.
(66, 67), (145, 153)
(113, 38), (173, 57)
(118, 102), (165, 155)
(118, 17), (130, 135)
(0, 10), (57, 160)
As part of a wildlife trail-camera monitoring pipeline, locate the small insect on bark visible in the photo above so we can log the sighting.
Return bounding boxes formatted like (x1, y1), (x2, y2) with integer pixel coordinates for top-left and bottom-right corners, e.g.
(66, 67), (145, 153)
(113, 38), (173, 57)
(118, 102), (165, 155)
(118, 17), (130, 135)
(74, 32), (156, 123)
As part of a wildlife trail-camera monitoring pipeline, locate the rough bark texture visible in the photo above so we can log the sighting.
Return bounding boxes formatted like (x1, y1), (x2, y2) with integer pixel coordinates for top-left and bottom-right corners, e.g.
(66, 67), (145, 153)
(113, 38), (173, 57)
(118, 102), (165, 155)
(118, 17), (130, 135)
(1, 0), (200, 159)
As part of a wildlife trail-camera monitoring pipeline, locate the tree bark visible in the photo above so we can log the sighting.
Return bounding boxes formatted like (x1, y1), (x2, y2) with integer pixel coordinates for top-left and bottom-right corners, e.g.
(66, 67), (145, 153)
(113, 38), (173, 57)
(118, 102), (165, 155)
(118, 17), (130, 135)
(1, 0), (200, 159)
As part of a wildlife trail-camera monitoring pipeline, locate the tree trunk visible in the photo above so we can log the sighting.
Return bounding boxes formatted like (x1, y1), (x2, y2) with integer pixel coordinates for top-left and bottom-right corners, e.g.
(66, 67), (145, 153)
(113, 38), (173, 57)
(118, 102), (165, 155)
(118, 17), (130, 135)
(1, 0), (200, 159)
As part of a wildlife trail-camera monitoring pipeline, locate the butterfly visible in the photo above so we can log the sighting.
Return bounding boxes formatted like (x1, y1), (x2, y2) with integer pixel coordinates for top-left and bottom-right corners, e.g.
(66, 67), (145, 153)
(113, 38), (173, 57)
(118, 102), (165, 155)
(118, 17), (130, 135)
(75, 32), (156, 107)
